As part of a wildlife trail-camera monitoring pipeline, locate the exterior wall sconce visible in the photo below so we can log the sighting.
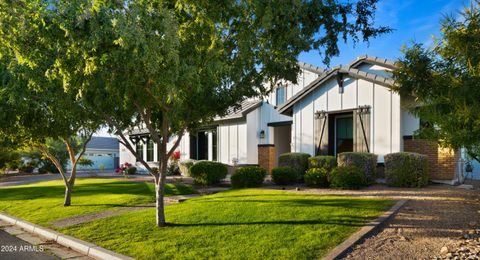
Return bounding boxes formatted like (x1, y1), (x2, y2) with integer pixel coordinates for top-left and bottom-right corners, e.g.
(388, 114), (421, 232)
(259, 130), (265, 139)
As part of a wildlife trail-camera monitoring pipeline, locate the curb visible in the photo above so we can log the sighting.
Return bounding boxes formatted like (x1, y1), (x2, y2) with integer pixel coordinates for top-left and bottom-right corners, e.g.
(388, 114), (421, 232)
(323, 199), (408, 260)
(0, 212), (133, 260)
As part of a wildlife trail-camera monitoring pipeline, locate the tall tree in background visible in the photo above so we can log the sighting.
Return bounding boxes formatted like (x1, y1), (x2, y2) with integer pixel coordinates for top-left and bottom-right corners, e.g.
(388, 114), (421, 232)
(1, 0), (390, 227)
(393, 1), (480, 162)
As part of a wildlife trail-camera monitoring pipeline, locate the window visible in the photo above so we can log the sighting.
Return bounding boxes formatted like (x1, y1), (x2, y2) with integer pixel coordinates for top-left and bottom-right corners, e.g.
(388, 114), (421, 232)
(212, 129), (218, 161)
(276, 85), (286, 106)
(147, 139), (154, 162)
(136, 142), (144, 161)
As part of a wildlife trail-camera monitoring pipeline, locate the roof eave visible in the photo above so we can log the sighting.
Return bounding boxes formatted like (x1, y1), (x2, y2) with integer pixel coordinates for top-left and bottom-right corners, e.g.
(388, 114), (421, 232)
(278, 67), (394, 114)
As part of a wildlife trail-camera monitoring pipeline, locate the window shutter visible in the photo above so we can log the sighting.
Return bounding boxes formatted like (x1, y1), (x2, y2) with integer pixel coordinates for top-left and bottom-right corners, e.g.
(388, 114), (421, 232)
(315, 111), (329, 155)
(354, 106), (371, 152)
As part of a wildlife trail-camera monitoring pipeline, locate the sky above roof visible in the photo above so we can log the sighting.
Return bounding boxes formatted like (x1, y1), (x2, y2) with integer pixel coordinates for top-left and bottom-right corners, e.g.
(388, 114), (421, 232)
(299, 0), (469, 68)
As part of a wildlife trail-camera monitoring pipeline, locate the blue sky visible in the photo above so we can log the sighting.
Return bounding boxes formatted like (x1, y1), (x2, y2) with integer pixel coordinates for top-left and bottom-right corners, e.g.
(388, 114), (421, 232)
(299, 0), (469, 68)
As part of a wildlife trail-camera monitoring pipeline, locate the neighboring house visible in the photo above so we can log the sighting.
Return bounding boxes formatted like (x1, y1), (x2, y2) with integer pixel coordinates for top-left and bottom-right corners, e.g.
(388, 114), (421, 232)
(69, 136), (120, 171)
(120, 56), (464, 183)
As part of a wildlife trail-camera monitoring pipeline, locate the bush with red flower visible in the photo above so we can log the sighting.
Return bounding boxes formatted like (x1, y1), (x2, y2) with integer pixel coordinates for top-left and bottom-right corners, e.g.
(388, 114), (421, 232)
(167, 150), (181, 176)
(115, 162), (137, 175)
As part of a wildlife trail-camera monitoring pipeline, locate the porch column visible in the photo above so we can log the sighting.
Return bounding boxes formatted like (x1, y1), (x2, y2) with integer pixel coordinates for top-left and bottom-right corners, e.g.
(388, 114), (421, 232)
(207, 131), (213, 161)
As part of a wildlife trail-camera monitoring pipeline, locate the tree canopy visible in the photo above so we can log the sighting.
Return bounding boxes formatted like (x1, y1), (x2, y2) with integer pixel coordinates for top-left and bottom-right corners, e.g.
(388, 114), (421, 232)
(393, 1), (480, 161)
(0, 27), (99, 206)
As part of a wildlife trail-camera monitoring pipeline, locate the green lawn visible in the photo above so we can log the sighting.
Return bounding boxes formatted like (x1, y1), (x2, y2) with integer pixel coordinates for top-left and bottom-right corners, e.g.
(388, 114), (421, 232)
(60, 189), (393, 259)
(0, 178), (194, 226)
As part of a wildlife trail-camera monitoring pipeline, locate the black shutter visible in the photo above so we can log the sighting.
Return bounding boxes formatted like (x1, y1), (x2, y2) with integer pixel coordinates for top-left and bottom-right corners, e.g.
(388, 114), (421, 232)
(315, 111), (329, 155)
(354, 106), (371, 152)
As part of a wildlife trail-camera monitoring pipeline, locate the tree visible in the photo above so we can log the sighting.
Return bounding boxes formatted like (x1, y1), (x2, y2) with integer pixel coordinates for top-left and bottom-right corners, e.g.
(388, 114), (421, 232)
(1, 0), (390, 227)
(0, 43), (99, 206)
(393, 2), (480, 162)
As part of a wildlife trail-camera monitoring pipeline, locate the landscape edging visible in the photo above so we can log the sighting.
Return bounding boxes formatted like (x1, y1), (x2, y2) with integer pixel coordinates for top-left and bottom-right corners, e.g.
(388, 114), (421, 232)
(322, 199), (408, 260)
(0, 212), (133, 260)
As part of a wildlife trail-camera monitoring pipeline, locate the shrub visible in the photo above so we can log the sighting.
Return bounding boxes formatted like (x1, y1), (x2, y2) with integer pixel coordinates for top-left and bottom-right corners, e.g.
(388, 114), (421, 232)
(5, 159), (21, 170)
(330, 166), (365, 189)
(78, 158), (94, 168)
(231, 166), (266, 188)
(304, 168), (329, 187)
(271, 166), (297, 185)
(189, 161), (228, 186)
(337, 152), (377, 185)
(116, 162), (136, 175)
(19, 161), (38, 173)
(278, 153), (310, 180)
(308, 156), (337, 171)
(38, 162), (58, 174)
(178, 159), (197, 176)
(384, 152), (429, 187)
(127, 166), (137, 175)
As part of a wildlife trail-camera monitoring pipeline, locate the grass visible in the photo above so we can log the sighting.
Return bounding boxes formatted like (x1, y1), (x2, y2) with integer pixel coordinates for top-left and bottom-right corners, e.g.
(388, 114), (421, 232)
(0, 178), (195, 226)
(60, 189), (393, 259)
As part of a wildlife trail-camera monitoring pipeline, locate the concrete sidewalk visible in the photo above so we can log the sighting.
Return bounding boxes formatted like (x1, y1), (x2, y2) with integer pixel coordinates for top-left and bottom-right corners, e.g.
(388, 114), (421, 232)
(0, 220), (91, 260)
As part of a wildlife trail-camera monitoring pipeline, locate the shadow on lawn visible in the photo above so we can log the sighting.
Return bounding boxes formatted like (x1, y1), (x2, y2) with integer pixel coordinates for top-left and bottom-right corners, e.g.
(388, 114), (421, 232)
(192, 197), (388, 211)
(167, 216), (373, 228)
(0, 181), (155, 201)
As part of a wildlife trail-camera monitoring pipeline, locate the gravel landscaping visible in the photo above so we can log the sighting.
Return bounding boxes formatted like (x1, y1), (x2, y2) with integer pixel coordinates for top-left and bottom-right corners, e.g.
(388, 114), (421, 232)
(265, 182), (480, 259)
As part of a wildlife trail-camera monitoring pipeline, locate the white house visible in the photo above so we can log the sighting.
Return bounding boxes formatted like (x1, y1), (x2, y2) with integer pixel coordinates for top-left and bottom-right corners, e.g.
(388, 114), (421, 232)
(119, 56), (463, 182)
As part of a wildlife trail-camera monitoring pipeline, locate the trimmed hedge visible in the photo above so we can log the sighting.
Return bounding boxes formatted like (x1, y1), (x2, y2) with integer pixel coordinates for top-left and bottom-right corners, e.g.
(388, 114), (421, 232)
(337, 152), (377, 184)
(231, 166), (266, 188)
(330, 166), (365, 189)
(304, 168), (329, 188)
(278, 153), (310, 180)
(308, 156), (337, 171)
(271, 166), (297, 185)
(384, 152), (429, 187)
(189, 161), (228, 186)
(178, 159), (197, 176)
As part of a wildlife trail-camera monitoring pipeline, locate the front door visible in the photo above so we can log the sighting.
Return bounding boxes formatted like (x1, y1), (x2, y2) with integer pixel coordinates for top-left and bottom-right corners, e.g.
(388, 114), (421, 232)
(335, 114), (353, 155)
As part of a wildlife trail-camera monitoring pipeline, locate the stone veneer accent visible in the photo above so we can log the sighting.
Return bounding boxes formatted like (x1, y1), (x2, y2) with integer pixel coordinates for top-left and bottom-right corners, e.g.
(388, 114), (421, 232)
(403, 137), (458, 180)
(258, 144), (276, 174)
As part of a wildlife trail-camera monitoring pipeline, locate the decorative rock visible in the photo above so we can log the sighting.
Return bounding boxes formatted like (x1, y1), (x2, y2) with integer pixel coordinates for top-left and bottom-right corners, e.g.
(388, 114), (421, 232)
(440, 246), (449, 255)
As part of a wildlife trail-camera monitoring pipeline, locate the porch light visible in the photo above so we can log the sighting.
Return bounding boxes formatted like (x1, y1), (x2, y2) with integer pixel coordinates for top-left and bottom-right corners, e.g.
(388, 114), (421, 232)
(259, 130), (265, 139)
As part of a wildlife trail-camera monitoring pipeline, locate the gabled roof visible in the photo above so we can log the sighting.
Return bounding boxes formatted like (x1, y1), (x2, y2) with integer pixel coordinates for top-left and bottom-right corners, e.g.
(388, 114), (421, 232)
(298, 61), (327, 75)
(214, 99), (262, 122)
(277, 56), (396, 115)
(87, 137), (119, 150)
(348, 55), (396, 70)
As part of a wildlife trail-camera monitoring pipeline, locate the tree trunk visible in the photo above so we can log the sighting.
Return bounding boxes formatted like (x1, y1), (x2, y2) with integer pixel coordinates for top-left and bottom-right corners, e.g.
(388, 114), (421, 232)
(155, 179), (166, 227)
(64, 183), (72, 206)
